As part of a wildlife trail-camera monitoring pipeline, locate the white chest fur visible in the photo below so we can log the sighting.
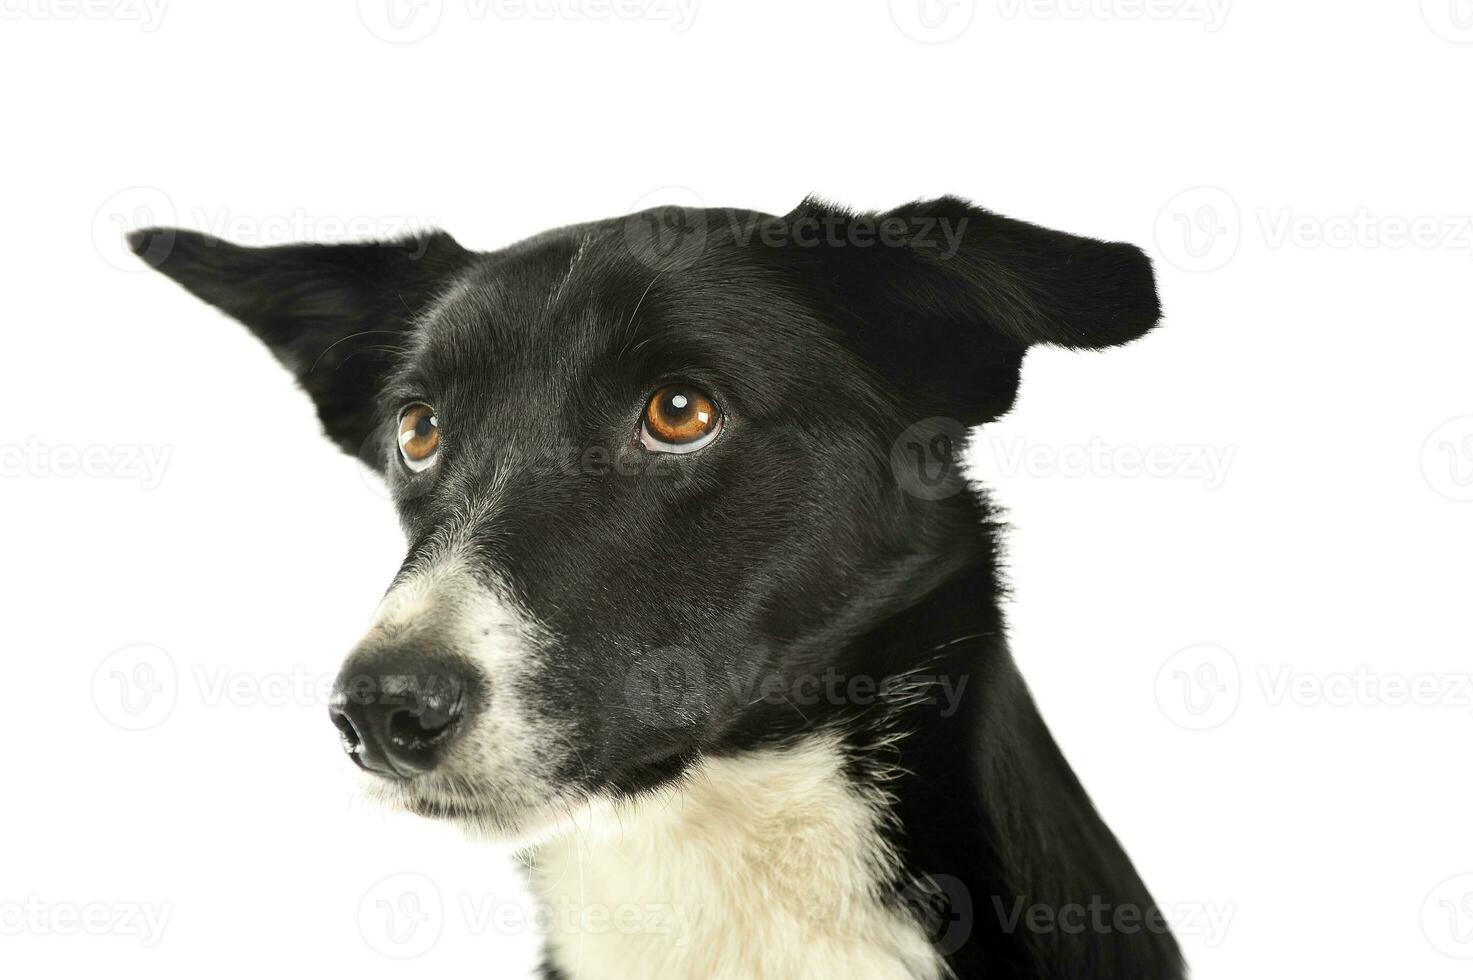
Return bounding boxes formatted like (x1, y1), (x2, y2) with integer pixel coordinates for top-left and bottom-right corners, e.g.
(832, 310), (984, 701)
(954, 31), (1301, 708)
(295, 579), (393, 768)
(529, 736), (945, 980)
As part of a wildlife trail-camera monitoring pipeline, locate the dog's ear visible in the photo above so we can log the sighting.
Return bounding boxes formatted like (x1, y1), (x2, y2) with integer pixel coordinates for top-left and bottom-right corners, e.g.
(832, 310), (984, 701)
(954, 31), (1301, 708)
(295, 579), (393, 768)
(129, 227), (472, 458)
(782, 196), (1161, 424)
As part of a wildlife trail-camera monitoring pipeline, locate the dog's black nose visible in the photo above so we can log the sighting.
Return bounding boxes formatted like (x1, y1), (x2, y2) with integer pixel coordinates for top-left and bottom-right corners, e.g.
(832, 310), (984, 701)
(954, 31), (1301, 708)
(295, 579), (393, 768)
(328, 652), (472, 777)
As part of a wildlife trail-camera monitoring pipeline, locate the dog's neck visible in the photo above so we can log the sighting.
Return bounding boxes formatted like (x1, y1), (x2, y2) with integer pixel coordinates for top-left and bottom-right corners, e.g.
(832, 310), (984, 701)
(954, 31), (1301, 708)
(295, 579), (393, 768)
(531, 551), (1182, 980)
(530, 733), (950, 980)
(850, 560), (1183, 978)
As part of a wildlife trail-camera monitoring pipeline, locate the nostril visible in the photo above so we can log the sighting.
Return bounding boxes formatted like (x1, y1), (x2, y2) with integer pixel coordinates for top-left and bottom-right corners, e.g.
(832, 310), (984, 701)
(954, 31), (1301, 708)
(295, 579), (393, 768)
(386, 687), (464, 753)
(330, 706), (362, 751)
(386, 708), (449, 750)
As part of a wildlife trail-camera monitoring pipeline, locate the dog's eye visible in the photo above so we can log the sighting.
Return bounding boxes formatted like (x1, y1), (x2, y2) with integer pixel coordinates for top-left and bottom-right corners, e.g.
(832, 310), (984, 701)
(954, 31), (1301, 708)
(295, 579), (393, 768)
(397, 403), (441, 472)
(640, 384), (722, 454)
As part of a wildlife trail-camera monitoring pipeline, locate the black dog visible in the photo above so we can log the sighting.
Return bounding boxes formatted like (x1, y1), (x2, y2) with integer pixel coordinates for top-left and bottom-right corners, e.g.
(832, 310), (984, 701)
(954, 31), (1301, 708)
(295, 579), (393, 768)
(132, 196), (1182, 980)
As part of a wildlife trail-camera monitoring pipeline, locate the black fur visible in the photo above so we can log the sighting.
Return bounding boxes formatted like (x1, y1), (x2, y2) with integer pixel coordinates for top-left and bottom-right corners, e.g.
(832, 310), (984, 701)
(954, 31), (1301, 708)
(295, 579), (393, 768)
(127, 227), (470, 456)
(133, 196), (1181, 979)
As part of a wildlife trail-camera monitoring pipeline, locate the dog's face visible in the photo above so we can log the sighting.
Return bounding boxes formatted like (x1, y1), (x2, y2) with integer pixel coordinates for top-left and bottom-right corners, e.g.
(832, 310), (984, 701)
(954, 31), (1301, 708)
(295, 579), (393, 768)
(132, 198), (1159, 840)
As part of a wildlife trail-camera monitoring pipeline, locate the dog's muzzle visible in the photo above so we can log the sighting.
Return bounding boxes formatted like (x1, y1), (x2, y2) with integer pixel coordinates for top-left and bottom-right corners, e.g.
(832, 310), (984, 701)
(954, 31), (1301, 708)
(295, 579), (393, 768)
(328, 647), (475, 778)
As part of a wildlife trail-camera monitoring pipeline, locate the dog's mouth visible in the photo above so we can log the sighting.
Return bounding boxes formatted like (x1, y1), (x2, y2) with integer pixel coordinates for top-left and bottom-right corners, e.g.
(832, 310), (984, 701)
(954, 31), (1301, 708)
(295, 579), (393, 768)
(403, 795), (491, 821)
(371, 741), (698, 836)
(379, 781), (556, 840)
(354, 766), (519, 829)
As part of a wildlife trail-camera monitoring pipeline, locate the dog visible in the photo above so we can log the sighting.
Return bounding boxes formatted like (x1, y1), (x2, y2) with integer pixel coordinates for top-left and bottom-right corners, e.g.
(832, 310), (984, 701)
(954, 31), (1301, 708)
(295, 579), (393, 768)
(131, 196), (1184, 980)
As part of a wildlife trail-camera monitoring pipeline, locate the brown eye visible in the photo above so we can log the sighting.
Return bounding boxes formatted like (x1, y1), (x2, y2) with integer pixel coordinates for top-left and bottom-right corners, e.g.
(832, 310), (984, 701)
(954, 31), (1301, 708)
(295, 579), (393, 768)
(397, 403), (441, 472)
(640, 384), (722, 454)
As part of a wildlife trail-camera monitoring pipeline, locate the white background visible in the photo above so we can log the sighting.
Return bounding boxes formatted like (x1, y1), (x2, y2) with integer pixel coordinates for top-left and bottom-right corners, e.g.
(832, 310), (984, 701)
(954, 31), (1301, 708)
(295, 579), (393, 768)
(3, 2), (1472, 977)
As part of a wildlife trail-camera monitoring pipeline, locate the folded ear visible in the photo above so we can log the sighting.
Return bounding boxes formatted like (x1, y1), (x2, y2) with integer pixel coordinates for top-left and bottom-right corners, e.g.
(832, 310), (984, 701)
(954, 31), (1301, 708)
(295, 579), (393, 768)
(129, 227), (473, 458)
(783, 196), (1161, 424)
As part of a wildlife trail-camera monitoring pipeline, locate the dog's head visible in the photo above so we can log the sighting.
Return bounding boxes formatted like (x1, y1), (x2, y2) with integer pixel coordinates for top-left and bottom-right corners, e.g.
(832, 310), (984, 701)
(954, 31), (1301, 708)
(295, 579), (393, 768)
(132, 197), (1159, 840)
